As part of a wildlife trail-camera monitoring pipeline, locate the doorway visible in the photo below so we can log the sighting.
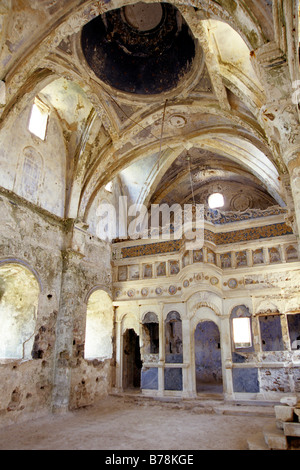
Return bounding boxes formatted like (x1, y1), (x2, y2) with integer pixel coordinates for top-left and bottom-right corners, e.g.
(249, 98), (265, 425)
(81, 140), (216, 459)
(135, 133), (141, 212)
(122, 329), (142, 390)
(194, 321), (223, 394)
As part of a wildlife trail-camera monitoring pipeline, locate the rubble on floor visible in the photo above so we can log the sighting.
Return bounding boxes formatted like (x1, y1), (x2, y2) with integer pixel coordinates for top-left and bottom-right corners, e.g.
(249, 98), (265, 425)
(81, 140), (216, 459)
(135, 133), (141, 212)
(247, 396), (300, 450)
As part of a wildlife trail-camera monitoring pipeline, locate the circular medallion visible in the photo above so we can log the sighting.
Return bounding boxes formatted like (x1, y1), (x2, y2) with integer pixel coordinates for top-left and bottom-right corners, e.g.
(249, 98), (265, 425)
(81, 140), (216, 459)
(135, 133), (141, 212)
(183, 279), (189, 288)
(231, 194), (251, 212)
(141, 288), (149, 297)
(210, 276), (219, 286)
(155, 287), (163, 296)
(168, 285), (177, 295)
(228, 278), (238, 289)
(127, 289), (135, 297)
(169, 114), (187, 128)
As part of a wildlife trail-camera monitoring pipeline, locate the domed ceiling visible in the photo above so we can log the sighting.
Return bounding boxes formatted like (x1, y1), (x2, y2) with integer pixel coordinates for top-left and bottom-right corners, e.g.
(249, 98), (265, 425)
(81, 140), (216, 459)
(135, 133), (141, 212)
(81, 2), (197, 94)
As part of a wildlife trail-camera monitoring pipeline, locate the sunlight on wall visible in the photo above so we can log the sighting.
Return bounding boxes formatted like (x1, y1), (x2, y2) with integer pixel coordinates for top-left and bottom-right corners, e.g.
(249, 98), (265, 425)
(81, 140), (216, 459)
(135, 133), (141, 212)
(84, 290), (114, 360)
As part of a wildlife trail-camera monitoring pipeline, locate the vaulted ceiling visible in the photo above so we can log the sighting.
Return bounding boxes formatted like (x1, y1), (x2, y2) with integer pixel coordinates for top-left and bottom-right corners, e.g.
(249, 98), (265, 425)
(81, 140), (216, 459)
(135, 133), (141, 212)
(0, 1), (299, 233)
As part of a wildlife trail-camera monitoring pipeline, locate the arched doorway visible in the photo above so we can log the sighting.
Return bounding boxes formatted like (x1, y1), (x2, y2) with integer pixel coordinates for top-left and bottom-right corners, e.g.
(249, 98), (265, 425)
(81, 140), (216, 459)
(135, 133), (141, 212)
(122, 329), (142, 390)
(194, 321), (223, 394)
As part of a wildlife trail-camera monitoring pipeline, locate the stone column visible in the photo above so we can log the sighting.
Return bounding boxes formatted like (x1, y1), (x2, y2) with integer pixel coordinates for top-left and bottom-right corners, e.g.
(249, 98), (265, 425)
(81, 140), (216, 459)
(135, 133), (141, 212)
(114, 317), (122, 390)
(158, 302), (164, 395)
(182, 317), (193, 397)
(219, 315), (233, 399)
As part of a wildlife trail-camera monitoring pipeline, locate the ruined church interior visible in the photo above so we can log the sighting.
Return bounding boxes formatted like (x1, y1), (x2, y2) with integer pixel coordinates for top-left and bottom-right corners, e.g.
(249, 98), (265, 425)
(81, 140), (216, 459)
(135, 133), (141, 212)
(0, 0), (300, 451)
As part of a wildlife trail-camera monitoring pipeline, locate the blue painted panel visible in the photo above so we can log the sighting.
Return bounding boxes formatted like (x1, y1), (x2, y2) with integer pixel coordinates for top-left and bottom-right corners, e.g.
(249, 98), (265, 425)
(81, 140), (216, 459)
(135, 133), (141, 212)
(164, 368), (182, 391)
(141, 367), (158, 390)
(232, 368), (259, 393)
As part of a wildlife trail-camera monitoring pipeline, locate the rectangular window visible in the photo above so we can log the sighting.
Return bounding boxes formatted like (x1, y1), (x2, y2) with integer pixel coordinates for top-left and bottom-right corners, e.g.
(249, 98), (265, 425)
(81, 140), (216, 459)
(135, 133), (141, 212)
(232, 317), (252, 348)
(28, 97), (49, 140)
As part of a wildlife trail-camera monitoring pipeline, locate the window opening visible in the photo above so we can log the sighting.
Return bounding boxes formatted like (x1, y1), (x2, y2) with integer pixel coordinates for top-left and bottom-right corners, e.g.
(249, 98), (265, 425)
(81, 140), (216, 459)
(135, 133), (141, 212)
(259, 314), (284, 351)
(28, 97), (49, 140)
(232, 317), (252, 348)
(208, 193), (224, 209)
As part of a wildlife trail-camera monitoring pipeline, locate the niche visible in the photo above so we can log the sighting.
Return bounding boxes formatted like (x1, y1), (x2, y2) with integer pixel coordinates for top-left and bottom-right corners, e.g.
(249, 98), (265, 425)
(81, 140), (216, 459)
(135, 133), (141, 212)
(165, 311), (183, 363)
(142, 312), (159, 356)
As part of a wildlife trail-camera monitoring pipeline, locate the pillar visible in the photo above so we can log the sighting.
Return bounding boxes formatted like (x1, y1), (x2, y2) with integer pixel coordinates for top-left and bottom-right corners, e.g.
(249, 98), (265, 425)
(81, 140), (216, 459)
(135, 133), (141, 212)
(51, 249), (85, 413)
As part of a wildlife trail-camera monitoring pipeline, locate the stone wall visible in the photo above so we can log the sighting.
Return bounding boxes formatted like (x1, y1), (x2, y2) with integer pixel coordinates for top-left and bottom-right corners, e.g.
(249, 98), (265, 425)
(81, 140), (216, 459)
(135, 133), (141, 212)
(0, 188), (113, 425)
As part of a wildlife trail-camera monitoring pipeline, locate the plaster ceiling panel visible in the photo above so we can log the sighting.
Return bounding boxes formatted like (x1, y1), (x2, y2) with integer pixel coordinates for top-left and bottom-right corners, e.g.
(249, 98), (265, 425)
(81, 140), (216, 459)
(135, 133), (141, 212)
(206, 19), (263, 92)
(39, 77), (93, 128)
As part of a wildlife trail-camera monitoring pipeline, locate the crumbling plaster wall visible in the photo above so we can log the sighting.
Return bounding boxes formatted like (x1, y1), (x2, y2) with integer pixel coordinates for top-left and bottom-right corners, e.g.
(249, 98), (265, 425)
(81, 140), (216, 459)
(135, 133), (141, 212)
(0, 189), (113, 425)
(0, 99), (66, 218)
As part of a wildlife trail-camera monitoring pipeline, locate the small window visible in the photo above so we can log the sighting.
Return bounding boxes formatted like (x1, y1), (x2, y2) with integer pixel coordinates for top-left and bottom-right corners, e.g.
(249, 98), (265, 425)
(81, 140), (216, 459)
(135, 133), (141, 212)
(232, 317), (252, 348)
(208, 193), (224, 209)
(28, 97), (49, 140)
(105, 181), (113, 192)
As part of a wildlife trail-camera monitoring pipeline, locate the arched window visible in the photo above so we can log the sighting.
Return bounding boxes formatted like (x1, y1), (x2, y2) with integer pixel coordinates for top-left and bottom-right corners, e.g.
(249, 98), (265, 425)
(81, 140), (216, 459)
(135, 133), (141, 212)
(165, 311), (183, 363)
(84, 289), (114, 360)
(0, 263), (40, 360)
(15, 147), (43, 204)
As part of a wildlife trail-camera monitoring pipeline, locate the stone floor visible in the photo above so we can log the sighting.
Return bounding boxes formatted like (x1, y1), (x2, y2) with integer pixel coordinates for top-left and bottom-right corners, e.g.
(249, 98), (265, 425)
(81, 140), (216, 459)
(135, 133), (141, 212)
(0, 395), (276, 450)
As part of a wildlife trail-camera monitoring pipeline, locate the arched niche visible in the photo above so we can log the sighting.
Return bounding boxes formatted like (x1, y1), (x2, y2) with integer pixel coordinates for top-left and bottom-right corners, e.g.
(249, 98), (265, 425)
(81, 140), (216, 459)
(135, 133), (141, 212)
(165, 311), (183, 364)
(142, 312), (159, 357)
(0, 262), (40, 360)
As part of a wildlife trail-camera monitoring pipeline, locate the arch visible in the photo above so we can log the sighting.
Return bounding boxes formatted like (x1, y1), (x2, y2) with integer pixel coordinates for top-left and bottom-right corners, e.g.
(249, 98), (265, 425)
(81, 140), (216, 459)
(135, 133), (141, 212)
(121, 312), (139, 336)
(84, 288), (114, 360)
(0, 257), (43, 292)
(142, 311), (159, 324)
(142, 311), (159, 356)
(192, 302), (221, 320)
(14, 146), (44, 205)
(0, 262), (40, 360)
(84, 284), (112, 304)
(80, 123), (284, 220)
